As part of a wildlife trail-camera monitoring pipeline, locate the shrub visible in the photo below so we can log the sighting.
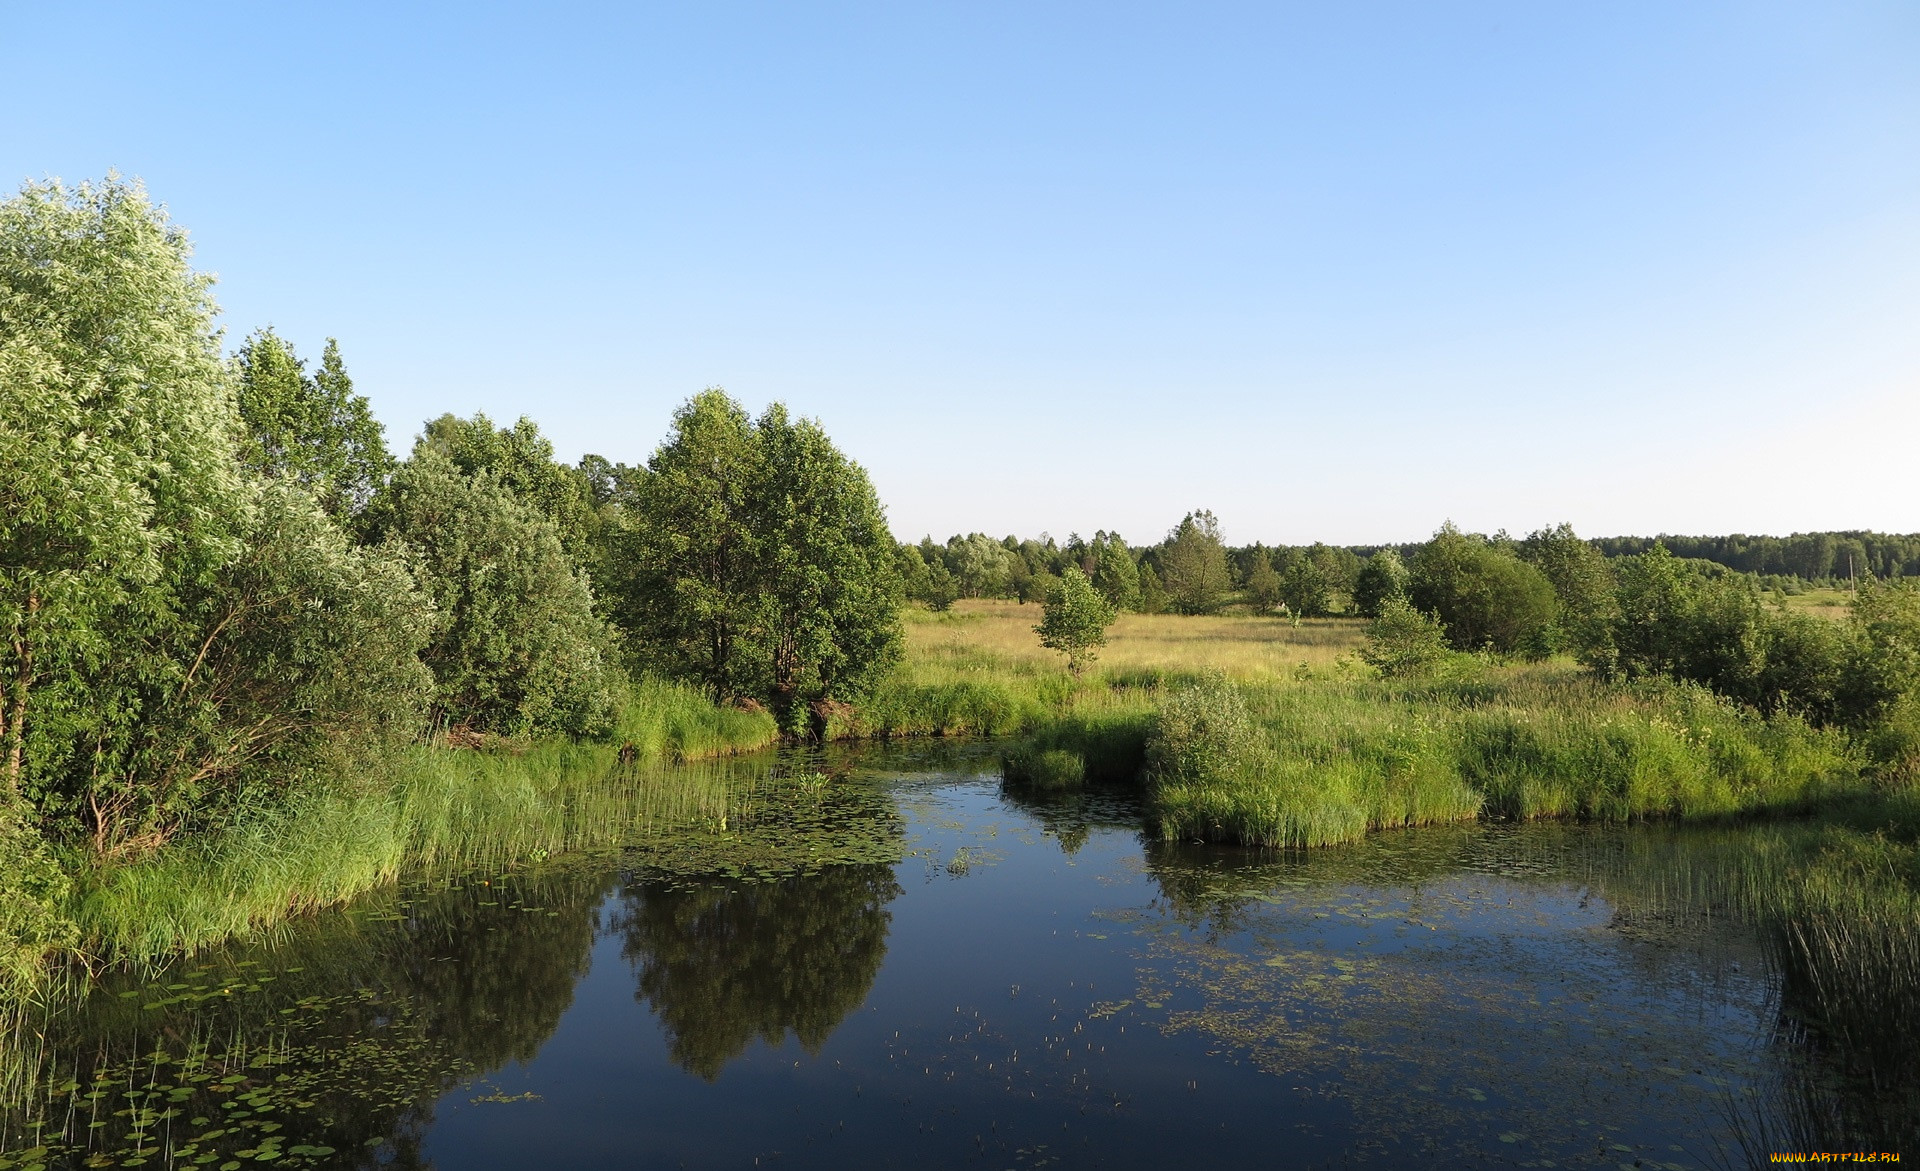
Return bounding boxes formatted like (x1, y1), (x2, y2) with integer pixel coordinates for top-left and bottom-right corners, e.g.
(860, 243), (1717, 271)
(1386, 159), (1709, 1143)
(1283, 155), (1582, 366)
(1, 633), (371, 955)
(1360, 597), (1451, 677)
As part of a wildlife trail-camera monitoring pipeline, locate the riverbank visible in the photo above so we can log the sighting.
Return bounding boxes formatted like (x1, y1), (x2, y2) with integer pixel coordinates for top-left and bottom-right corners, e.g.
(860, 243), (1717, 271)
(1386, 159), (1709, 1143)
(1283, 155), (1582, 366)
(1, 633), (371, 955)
(4, 601), (1909, 999)
(1, 678), (778, 999)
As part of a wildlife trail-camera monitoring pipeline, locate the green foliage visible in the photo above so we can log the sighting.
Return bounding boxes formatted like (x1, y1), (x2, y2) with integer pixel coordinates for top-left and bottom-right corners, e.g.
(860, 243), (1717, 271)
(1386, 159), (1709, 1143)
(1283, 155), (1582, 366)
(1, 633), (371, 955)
(1279, 553), (1333, 618)
(40, 484), (434, 850)
(1518, 523), (1617, 657)
(0, 176), (248, 812)
(1359, 597), (1451, 677)
(1408, 524), (1558, 654)
(751, 402), (904, 723)
(1136, 564), (1171, 614)
(1035, 566), (1117, 675)
(0, 814), (74, 999)
(1591, 529), (1920, 582)
(1145, 675), (1264, 790)
(1159, 510), (1233, 615)
(1242, 552), (1282, 613)
(233, 330), (393, 517)
(54, 685), (775, 969)
(942, 533), (1019, 599)
(1148, 669), (1860, 849)
(1605, 548), (1920, 733)
(1090, 533), (1142, 612)
(612, 389), (761, 699)
(419, 413), (600, 563)
(1352, 550), (1409, 618)
(364, 448), (617, 738)
(610, 389), (901, 727)
(1, 179), (434, 858)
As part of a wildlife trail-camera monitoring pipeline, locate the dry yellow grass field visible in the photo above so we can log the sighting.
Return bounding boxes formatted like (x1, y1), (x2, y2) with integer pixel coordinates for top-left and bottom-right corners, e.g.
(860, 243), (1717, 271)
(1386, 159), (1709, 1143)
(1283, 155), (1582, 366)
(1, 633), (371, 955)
(902, 598), (1366, 681)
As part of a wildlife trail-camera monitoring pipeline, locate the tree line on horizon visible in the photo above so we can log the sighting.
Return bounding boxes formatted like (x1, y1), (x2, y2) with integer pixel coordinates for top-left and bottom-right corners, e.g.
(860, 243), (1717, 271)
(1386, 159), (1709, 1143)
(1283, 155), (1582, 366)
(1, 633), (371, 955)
(902, 522), (1920, 618)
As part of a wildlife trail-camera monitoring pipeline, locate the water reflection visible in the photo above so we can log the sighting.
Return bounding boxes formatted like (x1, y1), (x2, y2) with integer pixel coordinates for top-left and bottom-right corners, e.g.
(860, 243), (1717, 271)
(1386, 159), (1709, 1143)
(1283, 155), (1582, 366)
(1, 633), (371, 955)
(3, 750), (1916, 1169)
(615, 865), (900, 1080)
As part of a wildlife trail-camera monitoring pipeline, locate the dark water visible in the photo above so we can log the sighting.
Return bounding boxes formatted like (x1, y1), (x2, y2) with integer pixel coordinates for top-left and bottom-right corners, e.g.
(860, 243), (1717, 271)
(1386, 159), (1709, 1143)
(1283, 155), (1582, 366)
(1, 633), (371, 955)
(0, 745), (1883, 1169)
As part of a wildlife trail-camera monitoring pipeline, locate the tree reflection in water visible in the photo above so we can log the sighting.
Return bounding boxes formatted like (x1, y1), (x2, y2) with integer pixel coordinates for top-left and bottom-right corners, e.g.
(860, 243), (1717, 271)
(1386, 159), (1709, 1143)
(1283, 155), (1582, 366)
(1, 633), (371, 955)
(615, 864), (900, 1080)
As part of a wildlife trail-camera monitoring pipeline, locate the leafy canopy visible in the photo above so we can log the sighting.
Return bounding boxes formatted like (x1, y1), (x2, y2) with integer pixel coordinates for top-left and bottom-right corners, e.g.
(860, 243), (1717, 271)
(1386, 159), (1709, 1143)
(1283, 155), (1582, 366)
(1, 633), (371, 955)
(609, 389), (901, 726)
(1159, 510), (1233, 616)
(233, 329), (393, 516)
(1035, 566), (1117, 675)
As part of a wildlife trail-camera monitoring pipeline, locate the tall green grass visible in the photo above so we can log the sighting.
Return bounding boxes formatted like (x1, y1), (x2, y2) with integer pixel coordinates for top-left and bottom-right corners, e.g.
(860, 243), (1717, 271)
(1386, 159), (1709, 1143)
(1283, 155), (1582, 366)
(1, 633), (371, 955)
(1148, 668), (1863, 848)
(40, 678), (777, 975)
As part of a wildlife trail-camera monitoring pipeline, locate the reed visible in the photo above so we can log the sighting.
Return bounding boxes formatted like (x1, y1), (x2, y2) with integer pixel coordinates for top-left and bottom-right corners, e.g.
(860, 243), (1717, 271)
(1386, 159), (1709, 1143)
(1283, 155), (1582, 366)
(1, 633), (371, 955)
(1150, 671), (1861, 847)
(49, 679), (778, 972)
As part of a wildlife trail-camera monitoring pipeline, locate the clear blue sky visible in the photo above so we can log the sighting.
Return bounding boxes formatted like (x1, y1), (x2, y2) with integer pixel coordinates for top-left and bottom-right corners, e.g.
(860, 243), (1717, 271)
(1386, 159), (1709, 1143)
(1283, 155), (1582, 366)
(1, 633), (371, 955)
(8, 1), (1917, 546)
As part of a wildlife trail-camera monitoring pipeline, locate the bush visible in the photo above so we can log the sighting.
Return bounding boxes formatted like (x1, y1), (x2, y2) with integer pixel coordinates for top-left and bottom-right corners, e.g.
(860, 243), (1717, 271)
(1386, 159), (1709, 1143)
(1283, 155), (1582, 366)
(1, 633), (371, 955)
(1359, 597), (1451, 677)
(364, 449), (618, 738)
(1409, 525), (1557, 654)
(1145, 675), (1264, 788)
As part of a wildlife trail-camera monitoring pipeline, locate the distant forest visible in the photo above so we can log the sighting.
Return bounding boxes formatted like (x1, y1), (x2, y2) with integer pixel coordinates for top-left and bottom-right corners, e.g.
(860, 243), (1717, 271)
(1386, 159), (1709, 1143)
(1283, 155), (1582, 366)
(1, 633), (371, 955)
(902, 524), (1919, 615)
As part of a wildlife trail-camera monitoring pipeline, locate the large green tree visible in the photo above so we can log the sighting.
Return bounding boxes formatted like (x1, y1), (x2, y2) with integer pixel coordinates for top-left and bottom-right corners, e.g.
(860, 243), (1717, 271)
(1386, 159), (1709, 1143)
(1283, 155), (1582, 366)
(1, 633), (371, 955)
(610, 390), (762, 700)
(0, 177), (247, 809)
(1408, 524), (1558, 654)
(1, 178), (435, 855)
(751, 404), (902, 720)
(233, 329), (393, 517)
(363, 449), (617, 738)
(1159, 510), (1233, 616)
(609, 390), (901, 728)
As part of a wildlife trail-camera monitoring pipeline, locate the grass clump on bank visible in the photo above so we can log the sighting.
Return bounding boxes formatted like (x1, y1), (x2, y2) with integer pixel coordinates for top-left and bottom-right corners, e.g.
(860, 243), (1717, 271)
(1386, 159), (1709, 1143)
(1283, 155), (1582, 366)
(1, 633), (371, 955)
(10, 679), (777, 987)
(1147, 670), (1858, 848)
(905, 602), (1868, 847)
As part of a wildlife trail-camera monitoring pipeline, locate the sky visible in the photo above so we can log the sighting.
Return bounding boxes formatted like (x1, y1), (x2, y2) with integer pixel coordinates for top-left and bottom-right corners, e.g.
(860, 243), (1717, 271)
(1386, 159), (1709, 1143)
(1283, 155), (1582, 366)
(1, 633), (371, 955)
(6, 1), (1918, 546)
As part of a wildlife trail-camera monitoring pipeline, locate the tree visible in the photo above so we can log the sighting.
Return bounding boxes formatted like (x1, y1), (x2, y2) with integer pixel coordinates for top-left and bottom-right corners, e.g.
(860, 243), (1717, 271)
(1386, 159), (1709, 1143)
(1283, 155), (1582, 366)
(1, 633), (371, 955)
(363, 449), (617, 737)
(1090, 533), (1142, 612)
(750, 403), (903, 727)
(56, 484), (435, 850)
(611, 390), (761, 699)
(0, 176), (248, 813)
(1, 178), (436, 854)
(1036, 566), (1118, 675)
(1279, 553), (1333, 617)
(1137, 564), (1171, 614)
(1408, 524), (1558, 654)
(609, 389), (902, 728)
(1159, 511), (1233, 615)
(1519, 523), (1617, 657)
(233, 329), (393, 517)
(419, 413), (599, 564)
(1243, 552), (1282, 613)
(1359, 597), (1451, 677)
(945, 533), (1017, 599)
(1353, 550), (1410, 618)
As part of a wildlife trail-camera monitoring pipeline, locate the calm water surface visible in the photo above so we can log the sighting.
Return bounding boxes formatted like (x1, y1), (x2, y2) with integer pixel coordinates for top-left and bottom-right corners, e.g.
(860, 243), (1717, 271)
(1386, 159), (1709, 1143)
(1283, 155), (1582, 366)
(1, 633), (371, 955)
(6, 745), (1824, 1169)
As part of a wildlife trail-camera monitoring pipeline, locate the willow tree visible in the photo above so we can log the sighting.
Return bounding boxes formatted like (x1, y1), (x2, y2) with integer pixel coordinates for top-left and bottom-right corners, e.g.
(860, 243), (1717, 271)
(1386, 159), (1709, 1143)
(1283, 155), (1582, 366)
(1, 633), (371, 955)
(2, 178), (435, 854)
(0, 176), (247, 814)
